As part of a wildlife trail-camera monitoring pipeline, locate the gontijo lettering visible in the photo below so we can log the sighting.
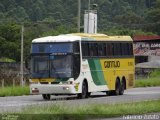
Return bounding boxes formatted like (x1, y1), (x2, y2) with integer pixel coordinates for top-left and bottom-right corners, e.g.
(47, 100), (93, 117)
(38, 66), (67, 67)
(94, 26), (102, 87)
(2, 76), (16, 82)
(104, 61), (120, 68)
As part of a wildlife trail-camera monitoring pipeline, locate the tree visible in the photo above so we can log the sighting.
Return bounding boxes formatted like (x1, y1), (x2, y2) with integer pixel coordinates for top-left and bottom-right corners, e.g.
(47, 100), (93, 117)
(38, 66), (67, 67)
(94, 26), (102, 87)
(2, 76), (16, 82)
(0, 23), (21, 61)
(6, 6), (29, 22)
(146, 0), (160, 34)
(114, 12), (143, 24)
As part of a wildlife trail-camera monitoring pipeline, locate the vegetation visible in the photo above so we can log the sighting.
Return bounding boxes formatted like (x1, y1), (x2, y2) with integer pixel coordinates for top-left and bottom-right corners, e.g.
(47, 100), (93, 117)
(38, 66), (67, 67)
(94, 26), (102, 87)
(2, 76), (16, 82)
(135, 77), (160, 87)
(135, 69), (160, 87)
(150, 69), (160, 78)
(0, 0), (160, 62)
(8, 100), (159, 120)
(0, 86), (30, 97)
(0, 57), (15, 62)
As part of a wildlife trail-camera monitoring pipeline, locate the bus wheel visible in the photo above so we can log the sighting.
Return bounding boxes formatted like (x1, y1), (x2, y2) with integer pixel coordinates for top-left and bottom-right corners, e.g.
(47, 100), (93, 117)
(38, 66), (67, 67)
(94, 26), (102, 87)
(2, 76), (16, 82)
(106, 91), (109, 95)
(88, 92), (91, 97)
(42, 94), (51, 100)
(119, 81), (125, 95)
(77, 81), (88, 99)
(114, 80), (120, 95)
(108, 91), (116, 96)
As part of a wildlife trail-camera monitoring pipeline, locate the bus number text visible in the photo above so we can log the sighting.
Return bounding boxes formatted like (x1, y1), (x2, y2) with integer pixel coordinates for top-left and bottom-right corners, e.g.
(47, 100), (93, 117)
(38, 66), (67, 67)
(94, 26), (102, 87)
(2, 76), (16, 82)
(128, 62), (133, 66)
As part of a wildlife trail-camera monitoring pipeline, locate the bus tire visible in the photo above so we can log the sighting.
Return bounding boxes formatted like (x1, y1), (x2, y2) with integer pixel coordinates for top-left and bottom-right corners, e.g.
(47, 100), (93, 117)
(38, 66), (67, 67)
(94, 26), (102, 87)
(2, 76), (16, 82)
(106, 91), (109, 95)
(108, 90), (115, 96)
(77, 81), (88, 99)
(113, 79), (120, 96)
(119, 81), (125, 95)
(42, 94), (51, 100)
(88, 92), (91, 97)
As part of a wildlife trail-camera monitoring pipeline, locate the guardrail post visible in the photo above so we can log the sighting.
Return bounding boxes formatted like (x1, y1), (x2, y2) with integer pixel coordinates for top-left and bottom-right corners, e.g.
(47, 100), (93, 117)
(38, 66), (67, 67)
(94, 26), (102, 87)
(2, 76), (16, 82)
(2, 79), (4, 88)
(22, 78), (26, 86)
(13, 78), (15, 87)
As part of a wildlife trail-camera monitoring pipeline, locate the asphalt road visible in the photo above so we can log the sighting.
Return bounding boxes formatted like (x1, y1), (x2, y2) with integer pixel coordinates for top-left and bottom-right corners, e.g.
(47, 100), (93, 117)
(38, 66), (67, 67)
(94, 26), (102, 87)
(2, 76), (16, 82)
(0, 87), (160, 113)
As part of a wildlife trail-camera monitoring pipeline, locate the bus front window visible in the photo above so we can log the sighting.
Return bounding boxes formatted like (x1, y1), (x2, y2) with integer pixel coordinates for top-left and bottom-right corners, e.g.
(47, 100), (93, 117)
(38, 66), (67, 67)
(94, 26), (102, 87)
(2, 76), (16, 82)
(50, 55), (72, 78)
(31, 56), (49, 78)
(31, 42), (80, 79)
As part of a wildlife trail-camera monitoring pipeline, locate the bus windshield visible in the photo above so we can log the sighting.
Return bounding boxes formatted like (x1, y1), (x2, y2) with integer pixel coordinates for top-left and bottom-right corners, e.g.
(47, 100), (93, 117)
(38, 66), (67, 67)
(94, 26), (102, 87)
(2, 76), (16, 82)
(30, 42), (80, 79)
(50, 55), (72, 78)
(31, 55), (73, 78)
(31, 43), (73, 53)
(31, 55), (49, 78)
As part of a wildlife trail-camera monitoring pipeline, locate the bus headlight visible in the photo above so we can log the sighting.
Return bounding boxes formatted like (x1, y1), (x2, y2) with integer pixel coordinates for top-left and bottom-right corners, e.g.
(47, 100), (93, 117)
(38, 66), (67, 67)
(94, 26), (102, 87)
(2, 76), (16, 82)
(63, 87), (69, 90)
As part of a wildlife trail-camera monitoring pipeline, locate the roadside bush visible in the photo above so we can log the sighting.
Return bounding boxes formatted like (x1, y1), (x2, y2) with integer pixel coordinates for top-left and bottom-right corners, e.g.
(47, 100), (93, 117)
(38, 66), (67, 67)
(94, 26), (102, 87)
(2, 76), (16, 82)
(150, 69), (160, 78)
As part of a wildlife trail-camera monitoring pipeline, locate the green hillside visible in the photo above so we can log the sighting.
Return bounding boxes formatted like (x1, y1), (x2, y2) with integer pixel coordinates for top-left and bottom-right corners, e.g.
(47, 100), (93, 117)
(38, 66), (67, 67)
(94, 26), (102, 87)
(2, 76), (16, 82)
(0, 0), (160, 61)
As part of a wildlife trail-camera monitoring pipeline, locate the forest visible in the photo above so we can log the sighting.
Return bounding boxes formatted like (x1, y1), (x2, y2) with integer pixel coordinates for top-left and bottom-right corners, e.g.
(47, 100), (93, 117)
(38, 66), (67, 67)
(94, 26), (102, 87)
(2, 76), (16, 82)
(0, 0), (160, 62)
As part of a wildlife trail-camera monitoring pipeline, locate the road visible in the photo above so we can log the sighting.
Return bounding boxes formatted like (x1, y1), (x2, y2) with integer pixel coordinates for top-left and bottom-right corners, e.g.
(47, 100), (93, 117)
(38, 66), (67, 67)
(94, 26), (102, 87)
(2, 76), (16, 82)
(0, 87), (160, 113)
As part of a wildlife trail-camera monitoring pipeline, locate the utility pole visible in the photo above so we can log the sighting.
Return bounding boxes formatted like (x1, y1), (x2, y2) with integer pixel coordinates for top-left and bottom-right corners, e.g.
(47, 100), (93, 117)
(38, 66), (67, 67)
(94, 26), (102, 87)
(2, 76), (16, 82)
(87, 0), (91, 33)
(77, 0), (81, 32)
(20, 24), (24, 86)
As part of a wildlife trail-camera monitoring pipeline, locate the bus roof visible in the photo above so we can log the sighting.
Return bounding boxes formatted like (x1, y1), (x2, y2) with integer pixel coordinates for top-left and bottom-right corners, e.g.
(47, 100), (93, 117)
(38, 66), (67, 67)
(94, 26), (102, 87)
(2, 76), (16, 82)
(32, 33), (132, 43)
(72, 33), (133, 41)
(32, 35), (81, 43)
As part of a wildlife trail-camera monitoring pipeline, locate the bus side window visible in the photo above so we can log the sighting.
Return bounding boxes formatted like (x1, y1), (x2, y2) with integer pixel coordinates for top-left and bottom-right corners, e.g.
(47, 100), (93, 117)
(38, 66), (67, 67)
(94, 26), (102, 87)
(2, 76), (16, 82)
(128, 43), (133, 56)
(121, 43), (125, 56)
(106, 43), (113, 57)
(122, 42), (134, 56)
(93, 43), (98, 56)
(89, 43), (93, 56)
(103, 43), (106, 56)
(89, 43), (98, 57)
(114, 43), (121, 56)
(113, 43), (117, 56)
(122, 43), (128, 56)
(82, 42), (89, 57)
(98, 43), (104, 57)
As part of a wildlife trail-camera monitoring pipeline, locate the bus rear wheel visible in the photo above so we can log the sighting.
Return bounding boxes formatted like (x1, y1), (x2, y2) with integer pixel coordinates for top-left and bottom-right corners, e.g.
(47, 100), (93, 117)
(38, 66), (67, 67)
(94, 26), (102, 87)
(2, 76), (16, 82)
(77, 81), (88, 99)
(109, 79), (120, 96)
(119, 81), (125, 95)
(42, 94), (51, 100)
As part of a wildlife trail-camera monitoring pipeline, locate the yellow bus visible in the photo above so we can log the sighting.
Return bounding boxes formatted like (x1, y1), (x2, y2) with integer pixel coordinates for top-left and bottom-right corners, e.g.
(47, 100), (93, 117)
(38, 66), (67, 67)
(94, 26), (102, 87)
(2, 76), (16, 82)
(29, 33), (135, 100)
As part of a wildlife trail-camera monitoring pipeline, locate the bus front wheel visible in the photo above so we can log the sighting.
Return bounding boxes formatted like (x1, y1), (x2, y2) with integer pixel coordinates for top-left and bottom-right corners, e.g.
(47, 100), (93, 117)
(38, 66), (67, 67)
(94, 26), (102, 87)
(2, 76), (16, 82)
(77, 81), (88, 99)
(42, 94), (51, 100)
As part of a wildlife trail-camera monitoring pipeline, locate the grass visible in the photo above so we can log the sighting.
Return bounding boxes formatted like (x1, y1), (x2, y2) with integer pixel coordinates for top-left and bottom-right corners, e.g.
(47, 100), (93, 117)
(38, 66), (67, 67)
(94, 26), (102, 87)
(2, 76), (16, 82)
(0, 86), (30, 97)
(135, 69), (160, 87)
(150, 69), (160, 78)
(135, 77), (160, 87)
(6, 99), (159, 120)
(0, 57), (15, 62)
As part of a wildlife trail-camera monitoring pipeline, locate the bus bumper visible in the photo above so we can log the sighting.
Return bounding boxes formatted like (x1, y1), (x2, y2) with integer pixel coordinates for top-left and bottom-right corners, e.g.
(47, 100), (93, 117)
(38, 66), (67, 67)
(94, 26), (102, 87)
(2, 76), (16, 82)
(30, 84), (78, 95)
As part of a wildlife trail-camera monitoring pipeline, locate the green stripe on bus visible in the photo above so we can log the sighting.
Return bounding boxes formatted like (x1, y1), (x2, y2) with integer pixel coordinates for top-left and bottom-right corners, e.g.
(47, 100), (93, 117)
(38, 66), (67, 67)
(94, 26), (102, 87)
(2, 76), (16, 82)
(88, 59), (99, 85)
(88, 59), (107, 85)
(94, 60), (107, 85)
